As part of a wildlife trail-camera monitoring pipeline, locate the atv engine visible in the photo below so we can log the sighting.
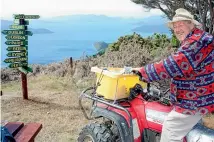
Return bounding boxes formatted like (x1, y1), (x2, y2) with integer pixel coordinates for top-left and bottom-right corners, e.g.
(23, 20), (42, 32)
(129, 83), (171, 106)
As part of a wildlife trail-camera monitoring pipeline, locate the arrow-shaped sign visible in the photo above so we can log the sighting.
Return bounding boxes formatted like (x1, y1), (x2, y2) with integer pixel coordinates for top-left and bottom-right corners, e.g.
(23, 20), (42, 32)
(14, 14), (40, 19)
(7, 52), (27, 57)
(7, 46), (27, 51)
(13, 14), (25, 19)
(5, 41), (28, 45)
(2, 30), (33, 36)
(14, 19), (29, 25)
(6, 35), (28, 40)
(9, 62), (28, 68)
(18, 66), (33, 74)
(26, 31), (33, 36)
(2, 30), (25, 35)
(4, 57), (27, 63)
(13, 19), (20, 25)
(10, 25), (25, 30)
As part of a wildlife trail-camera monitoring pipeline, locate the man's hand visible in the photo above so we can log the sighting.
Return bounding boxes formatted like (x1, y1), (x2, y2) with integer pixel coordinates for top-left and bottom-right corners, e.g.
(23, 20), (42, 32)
(131, 68), (148, 83)
(131, 68), (141, 77)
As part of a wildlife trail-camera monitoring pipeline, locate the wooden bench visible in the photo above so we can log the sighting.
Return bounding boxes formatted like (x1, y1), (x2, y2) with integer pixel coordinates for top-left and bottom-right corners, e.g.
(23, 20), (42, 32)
(4, 122), (42, 142)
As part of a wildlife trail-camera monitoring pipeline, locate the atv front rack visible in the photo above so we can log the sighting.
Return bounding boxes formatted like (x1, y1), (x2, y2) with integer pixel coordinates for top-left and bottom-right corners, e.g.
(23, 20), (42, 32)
(79, 87), (134, 142)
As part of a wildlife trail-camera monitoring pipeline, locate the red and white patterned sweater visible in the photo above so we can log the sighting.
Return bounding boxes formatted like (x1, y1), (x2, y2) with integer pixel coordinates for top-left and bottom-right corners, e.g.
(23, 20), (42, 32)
(139, 28), (214, 115)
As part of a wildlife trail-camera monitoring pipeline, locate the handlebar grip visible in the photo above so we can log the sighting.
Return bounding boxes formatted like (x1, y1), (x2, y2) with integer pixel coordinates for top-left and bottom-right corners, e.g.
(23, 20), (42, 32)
(132, 70), (142, 78)
(132, 70), (149, 83)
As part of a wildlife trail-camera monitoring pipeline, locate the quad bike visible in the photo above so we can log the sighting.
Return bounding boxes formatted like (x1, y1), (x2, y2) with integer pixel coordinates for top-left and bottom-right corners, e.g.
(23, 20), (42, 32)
(78, 67), (214, 142)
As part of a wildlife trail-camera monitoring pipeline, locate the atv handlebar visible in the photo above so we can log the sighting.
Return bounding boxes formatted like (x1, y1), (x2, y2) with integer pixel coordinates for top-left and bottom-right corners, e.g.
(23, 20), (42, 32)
(79, 87), (96, 120)
(132, 70), (171, 105)
(131, 70), (148, 83)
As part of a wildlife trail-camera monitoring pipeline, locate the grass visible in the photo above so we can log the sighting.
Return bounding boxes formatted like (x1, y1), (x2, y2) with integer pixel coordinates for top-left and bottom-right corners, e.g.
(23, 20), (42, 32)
(1, 75), (76, 92)
(1, 80), (21, 92)
(1, 75), (92, 142)
(1, 74), (214, 142)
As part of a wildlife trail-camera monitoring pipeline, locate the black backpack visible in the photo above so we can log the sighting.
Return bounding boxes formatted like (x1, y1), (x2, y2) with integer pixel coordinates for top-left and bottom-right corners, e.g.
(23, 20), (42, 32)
(1, 126), (16, 142)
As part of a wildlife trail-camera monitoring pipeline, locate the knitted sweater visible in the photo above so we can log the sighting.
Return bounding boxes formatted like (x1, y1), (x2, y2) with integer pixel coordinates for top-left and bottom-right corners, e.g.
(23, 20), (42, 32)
(140, 28), (214, 115)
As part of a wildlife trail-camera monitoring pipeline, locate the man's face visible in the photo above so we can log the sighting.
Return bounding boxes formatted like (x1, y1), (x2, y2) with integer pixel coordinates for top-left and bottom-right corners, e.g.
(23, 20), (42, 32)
(173, 21), (193, 42)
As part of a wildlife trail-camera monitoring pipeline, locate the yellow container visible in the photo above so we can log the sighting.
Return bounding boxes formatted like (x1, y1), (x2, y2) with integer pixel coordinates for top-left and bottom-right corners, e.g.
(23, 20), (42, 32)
(91, 67), (147, 100)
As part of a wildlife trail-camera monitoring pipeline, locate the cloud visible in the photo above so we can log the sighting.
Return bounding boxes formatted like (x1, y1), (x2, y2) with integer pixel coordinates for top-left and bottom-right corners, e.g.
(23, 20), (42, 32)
(1, 0), (163, 19)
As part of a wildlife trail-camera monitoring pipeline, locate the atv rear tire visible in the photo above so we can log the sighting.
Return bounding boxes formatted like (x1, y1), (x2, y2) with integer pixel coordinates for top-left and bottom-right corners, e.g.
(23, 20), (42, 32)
(78, 123), (114, 142)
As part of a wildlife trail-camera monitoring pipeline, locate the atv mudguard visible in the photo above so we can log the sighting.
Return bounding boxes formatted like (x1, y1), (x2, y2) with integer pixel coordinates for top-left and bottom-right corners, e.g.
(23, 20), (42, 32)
(92, 107), (132, 142)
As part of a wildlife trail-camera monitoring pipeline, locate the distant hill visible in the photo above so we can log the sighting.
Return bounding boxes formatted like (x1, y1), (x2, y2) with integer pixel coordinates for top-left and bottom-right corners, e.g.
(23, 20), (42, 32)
(1, 15), (170, 36)
(132, 24), (169, 33)
(1, 20), (54, 34)
(51, 14), (139, 23)
(28, 28), (54, 34)
(51, 14), (169, 33)
(132, 16), (170, 33)
(47, 14), (170, 40)
(133, 16), (168, 25)
(93, 41), (109, 51)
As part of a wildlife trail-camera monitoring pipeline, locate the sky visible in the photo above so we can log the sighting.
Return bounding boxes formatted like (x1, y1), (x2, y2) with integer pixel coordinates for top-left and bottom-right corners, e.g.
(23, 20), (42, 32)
(1, 0), (163, 19)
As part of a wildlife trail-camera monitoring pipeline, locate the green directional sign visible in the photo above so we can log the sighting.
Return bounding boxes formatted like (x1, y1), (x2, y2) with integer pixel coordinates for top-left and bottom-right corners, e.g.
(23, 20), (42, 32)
(25, 20), (29, 25)
(9, 62), (28, 68)
(10, 25), (25, 30)
(25, 21), (29, 25)
(14, 19), (29, 25)
(25, 15), (40, 19)
(18, 66), (33, 74)
(6, 35), (28, 40)
(2, 14), (41, 99)
(24, 20), (29, 25)
(13, 14), (25, 19)
(26, 31), (33, 36)
(14, 14), (40, 19)
(4, 57), (27, 63)
(14, 19), (20, 25)
(5, 41), (28, 45)
(7, 52), (27, 57)
(7, 46), (27, 51)
(2, 30), (25, 35)
(2, 30), (33, 36)
(2, 14), (39, 73)
(14, 19), (29, 24)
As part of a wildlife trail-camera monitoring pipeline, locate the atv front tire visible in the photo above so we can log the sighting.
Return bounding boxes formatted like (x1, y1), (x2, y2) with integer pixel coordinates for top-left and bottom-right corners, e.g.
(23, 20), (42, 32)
(78, 123), (114, 142)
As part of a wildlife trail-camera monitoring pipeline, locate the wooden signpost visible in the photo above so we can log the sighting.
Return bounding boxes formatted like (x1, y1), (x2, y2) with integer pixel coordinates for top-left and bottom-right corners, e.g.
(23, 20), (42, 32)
(2, 14), (40, 99)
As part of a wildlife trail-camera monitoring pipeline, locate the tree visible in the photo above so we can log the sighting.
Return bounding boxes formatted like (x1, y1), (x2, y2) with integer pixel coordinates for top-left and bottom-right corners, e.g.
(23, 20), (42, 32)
(131, 0), (214, 35)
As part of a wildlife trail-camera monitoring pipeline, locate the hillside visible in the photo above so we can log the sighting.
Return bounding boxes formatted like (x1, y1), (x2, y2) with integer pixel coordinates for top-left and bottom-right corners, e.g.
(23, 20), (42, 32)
(1, 32), (173, 83)
(93, 41), (109, 52)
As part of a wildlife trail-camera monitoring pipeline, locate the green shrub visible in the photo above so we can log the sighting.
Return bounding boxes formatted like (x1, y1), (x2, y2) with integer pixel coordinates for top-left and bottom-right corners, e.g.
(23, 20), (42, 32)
(171, 34), (180, 48)
(105, 32), (174, 59)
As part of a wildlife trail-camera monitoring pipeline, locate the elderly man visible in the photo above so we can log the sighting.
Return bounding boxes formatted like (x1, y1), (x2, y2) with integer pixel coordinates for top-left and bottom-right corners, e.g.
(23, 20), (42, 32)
(134, 8), (214, 142)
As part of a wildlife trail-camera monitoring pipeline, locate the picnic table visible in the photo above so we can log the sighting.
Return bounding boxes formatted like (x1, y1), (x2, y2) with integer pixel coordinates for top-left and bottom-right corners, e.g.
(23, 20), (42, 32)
(4, 122), (42, 142)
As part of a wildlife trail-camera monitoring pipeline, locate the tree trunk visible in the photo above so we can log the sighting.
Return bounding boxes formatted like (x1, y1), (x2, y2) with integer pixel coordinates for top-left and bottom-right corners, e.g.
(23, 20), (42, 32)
(208, 0), (214, 34)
